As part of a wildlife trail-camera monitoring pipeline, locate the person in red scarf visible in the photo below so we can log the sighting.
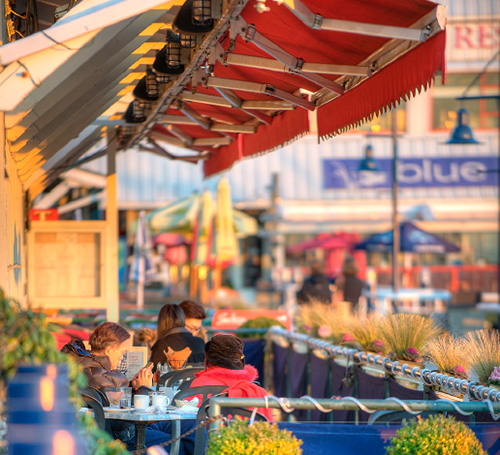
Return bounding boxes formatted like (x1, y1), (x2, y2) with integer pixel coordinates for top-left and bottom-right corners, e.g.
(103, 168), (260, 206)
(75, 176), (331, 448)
(188, 334), (273, 421)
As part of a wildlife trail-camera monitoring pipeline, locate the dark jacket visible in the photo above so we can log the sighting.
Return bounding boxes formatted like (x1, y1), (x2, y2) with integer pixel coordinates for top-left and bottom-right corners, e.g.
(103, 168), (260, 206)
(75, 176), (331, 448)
(297, 273), (332, 304)
(150, 328), (205, 366)
(334, 274), (365, 310)
(61, 340), (129, 390)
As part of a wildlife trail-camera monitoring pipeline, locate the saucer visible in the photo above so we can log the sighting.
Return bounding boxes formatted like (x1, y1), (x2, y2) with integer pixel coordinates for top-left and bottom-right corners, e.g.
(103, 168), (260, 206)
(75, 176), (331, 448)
(104, 407), (134, 412)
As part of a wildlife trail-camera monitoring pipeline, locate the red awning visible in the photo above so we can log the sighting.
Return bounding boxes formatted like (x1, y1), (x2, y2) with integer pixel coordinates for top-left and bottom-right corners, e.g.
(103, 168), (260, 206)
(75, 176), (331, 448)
(138, 0), (446, 177)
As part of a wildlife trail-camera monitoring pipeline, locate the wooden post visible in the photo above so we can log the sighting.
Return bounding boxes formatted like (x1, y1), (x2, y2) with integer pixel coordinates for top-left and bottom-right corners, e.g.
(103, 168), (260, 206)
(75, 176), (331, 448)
(106, 128), (119, 322)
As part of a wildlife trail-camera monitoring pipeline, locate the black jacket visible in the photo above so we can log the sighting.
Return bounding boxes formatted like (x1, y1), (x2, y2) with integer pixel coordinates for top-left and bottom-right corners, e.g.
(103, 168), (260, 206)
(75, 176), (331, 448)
(297, 273), (332, 304)
(150, 328), (205, 366)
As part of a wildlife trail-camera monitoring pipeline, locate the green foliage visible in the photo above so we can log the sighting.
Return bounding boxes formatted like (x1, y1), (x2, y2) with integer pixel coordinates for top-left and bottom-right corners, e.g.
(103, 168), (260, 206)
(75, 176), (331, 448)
(238, 317), (285, 338)
(0, 290), (130, 455)
(386, 414), (486, 455)
(378, 314), (440, 362)
(207, 417), (302, 455)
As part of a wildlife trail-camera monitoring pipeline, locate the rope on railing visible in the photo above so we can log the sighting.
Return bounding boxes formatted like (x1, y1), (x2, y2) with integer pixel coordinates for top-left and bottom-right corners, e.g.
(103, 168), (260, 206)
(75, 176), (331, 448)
(270, 327), (500, 403)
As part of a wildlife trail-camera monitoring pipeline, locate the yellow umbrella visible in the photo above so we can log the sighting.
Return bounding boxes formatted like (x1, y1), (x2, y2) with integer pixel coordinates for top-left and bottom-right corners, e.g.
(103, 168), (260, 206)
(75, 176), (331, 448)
(214, 178), (238, 265)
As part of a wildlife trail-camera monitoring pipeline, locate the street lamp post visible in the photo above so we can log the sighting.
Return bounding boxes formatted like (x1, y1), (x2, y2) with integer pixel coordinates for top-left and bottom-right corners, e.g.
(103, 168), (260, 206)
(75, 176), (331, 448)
(391, 115), (400, 294)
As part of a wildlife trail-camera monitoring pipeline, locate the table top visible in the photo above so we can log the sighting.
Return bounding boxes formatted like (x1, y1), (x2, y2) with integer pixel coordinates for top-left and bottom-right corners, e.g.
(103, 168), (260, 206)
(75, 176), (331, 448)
(103, 407), (198, 422)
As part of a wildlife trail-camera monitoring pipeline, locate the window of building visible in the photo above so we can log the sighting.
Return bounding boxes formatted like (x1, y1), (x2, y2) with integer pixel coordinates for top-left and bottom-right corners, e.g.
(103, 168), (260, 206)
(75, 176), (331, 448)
(432, 72), (500, 131)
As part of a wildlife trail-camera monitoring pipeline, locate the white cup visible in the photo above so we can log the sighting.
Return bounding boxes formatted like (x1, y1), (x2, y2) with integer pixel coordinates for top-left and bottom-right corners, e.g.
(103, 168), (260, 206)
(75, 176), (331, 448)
(160, 387), (175, 402)
(152, 394), (169, 412)
(134, 394), (149, 410)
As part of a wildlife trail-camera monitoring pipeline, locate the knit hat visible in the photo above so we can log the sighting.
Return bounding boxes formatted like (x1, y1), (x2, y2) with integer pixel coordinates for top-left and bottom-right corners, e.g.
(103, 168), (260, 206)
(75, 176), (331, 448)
(205, 335), (245, 370)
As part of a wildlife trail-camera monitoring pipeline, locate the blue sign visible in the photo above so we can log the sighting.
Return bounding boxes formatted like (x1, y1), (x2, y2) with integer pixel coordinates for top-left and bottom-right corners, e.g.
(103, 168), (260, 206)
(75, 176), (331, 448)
(323, 156), (498, 189)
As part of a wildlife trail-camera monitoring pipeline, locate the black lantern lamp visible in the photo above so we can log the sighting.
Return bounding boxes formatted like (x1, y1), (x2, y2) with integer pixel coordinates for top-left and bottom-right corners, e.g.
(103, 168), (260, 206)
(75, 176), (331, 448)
(133, 68), (160, 102)
(117, 126), (136, 147)
(179, 33), (197, 49)
(173, 0), (213, 35)
(124, 99), (148, 123)
(357, 144), (381, 172)
(153, 31), (185, 76)
(445, 107), (481, 144)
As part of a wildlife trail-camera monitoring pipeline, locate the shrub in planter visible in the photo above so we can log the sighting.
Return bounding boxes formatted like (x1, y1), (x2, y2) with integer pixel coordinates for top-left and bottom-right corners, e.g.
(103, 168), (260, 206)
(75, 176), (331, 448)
(386, 414), (486, 455)
(206, 417), (302, 455)
(238, 317), (285, 339)
(463, 329), (500, 385)
(423, 333), (469, 379)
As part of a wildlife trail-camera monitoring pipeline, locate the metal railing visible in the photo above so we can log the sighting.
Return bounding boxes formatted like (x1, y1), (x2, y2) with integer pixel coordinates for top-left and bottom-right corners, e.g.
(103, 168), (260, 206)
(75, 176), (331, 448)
(207, 396), (500, 431)
(270, 327), (500, 403)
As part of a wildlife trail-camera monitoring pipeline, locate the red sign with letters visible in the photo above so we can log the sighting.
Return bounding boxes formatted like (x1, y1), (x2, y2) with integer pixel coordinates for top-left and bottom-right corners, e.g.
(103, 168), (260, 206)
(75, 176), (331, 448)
(211, 309), (292, 331)
(30, 209), (59, 221)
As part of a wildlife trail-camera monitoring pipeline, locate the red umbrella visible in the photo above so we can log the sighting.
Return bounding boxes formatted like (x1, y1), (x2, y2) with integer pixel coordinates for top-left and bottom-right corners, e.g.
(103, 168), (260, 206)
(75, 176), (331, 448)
(153, 233), (189, 247)
(287, 233), (349, 254)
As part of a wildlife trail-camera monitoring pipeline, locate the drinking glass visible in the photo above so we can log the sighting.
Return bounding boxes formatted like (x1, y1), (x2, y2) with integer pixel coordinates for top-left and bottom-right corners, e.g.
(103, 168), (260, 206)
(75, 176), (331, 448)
(118, 387), (132, 409)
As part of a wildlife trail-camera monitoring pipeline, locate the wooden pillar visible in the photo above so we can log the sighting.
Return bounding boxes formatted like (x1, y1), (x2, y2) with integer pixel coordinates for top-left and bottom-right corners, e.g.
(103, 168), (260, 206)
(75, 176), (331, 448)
(106, 128), (119, 322)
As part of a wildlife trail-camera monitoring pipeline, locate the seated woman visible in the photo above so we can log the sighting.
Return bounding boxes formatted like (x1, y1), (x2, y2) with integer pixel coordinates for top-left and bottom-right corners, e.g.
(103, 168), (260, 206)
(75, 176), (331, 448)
(62, 322), (194, 454)
(189, 334), (273, 421)
(150, 304), (205, 368)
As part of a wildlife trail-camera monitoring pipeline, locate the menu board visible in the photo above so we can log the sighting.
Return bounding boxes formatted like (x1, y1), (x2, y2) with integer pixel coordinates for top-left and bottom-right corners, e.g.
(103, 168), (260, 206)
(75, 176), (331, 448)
(118, 346), (149, 381)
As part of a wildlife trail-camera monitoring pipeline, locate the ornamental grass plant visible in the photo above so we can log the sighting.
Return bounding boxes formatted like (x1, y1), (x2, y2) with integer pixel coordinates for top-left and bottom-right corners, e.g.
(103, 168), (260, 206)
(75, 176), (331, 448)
(295, 299), (352, 345)
(423, 333), (469, 379)
(348, 313), (385, 354)
(386, 414), (486, 455)
(206, 417), (302, 455)
(462, 329), (500, 385)
(378, 314), (440, 362)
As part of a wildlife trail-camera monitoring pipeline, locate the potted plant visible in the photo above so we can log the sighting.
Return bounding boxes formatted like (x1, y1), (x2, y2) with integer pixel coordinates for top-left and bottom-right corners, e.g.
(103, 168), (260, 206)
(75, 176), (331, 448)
(463, 329), (500, 387)
(206, 417), (302, 455)
(378, 314), (440, 389)
(423, 333), (469, 400)
(0, 289), (130, 455)
(349, 314), (386, 377)
(386, 414), (486, 455)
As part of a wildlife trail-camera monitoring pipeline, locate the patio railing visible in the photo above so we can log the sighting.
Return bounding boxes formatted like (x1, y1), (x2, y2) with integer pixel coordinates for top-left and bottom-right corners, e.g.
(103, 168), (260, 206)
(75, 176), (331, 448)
(270, 327), (500, 403)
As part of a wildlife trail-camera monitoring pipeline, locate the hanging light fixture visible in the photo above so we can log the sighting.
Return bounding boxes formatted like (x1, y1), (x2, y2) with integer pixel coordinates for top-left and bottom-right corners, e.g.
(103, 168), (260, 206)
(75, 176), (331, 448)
(153, 31), (185, 76)
(133, 68), (160, 102)
(179, 33), (197, 49)
(357, 145), (381, 172)
(445, 107), (481, 145)
(173, 0), (213, 35)
(124, 99), (149, 124)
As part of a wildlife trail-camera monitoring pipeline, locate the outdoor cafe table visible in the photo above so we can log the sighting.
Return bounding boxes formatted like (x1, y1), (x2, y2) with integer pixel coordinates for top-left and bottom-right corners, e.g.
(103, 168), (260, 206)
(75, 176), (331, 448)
(362, 287), (451, 315)
(103, 407), (198, 453)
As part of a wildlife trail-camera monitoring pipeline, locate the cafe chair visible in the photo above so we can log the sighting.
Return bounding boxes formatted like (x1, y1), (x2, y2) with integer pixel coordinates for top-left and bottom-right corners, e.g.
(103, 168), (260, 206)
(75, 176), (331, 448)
(173, 385), (227, 405)
(157, 366), (204, 388)
(80, 387), (110, 433)
(162, 367), (205, 389)
(193, 392), (269, 455)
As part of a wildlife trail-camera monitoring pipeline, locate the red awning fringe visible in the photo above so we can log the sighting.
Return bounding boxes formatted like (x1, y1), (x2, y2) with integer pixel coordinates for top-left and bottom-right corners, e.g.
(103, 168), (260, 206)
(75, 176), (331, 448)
(317, 32), (446, 141)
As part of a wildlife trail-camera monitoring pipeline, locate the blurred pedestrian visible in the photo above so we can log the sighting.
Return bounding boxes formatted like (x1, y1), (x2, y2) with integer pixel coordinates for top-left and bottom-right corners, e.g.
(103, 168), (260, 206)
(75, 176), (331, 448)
(296, 260), (332, 305)
(333, 256), (364, 311)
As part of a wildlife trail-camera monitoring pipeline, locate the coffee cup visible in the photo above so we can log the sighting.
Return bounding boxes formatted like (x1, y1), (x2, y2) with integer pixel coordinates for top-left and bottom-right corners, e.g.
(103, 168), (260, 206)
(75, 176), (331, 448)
(134, 394), (149, 410)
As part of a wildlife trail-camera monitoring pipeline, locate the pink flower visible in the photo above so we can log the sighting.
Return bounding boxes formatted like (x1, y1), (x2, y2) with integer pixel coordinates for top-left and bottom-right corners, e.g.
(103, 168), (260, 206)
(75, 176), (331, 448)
(406, 347), (419, 355)
(489, 366), (500, 381)
(302, 324), (312, 332)
(341, 333), (354, 343)
(373, 339), (384, 347)
(455, 366), (466, 374)
(318, 325), (333, 338)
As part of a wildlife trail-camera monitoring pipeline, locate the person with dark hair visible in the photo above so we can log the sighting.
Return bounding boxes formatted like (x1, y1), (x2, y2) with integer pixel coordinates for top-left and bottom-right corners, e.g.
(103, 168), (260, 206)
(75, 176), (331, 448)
(180, 300), (207, 339)
(296, 260), (333, 305)
(188, 334), (273, 421)
(149, 303), (205, 367)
